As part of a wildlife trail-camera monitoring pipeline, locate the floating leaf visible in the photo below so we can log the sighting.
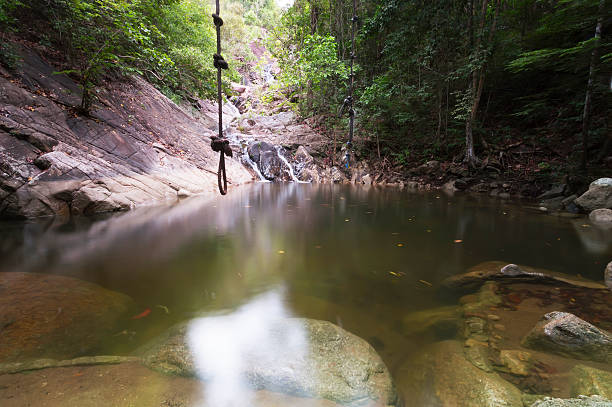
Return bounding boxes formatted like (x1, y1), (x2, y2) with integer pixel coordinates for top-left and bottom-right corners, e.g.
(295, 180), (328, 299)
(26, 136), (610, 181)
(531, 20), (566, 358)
(278, 250), (285, 254)
(418, 279), (433, 287)
(454, 239), (463, 243)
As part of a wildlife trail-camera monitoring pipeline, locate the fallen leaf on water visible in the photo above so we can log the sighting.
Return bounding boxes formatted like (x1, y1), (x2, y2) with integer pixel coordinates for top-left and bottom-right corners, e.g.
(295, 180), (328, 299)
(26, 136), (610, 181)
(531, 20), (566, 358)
(426, 229), (432, 233)
(131, 308), (151, 319)
(344, 219), (350, 222)
(74, 372), (83, 377)
(389, 271), (405, 277)
(278, 250), (285, 254)
(315, 245), (322, 249)
(454, 239), (463, 243)
(581, 224), (590, 228)
(419, 279), (433, 287)
(396, 243), (404, 247)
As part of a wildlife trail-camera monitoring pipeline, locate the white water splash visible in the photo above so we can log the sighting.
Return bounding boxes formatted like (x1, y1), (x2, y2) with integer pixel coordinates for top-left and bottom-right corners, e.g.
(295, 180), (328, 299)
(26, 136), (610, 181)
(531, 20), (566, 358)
(241, 148), (270, 182)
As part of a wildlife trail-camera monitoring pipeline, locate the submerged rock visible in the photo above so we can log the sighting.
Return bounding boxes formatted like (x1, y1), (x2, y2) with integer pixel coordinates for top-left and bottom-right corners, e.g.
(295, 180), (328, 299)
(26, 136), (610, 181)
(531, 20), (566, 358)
(398, 340), (522, 407)
(589, 209), (612, 226)
(401, 306), (461, 339)
(521, 312), (612, 363)
(441, 261), (606, 292)
(570, 365), (612, 399)
(529, 395), (612, 407)
(605, 262), (612, 290)
(0, 272), (135, 363)
(575, 178), (612, 212)
(141, 318), (399, 406)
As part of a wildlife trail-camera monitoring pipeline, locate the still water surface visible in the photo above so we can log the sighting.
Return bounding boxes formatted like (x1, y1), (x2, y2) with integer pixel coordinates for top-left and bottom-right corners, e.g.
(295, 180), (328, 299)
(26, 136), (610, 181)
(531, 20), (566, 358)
(1, 184), (611, 405)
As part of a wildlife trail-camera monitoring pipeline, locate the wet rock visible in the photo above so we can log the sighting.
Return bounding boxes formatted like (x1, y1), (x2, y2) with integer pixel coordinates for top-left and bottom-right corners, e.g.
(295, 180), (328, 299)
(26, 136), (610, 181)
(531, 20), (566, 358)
(498, 350), (533, 377)
(328, 167), (347, 184)
(247, 141), (275, 164)
(398, 340), (522, 407)
(570, 365), (612, 399)
(521, 312), (612, 363)
(538, 184), (567, 200)
(605, 262), (612, 290)
(575, 178), (612, 212)
(141, 318), (399, 406)
(589, 209), (612, 226)
(529, 395), (612, 407)
(441, 261), (606, 292)
(0, 272), (135, 363)
(464, 339), (493, 372)
(540, 196), (565, 211)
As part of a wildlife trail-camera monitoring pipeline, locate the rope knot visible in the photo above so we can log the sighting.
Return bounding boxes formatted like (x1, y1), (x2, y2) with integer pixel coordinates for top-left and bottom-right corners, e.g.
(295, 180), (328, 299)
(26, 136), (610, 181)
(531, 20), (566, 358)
(213, 54), (229, 70)
(212, 13), (224, 26)
(211, 136), (233, 157)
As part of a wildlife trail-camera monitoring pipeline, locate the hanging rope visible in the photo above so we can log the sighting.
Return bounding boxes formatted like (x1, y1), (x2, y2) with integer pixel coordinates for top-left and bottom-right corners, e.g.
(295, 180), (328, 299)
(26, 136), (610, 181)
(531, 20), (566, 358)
(210, 0), (231, 195)
(339, 0), (358, 169)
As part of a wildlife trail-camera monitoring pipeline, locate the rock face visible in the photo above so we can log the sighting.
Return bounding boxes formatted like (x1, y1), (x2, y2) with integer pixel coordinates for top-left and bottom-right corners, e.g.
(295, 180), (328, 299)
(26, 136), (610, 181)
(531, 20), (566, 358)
(398, 340), (523, 407)
(0, 272), (135, 362)
(441, 261), (606, 292)
(575, 178), (612, 212)
(570, 365), (612, 399)
(529, 395), (612, 407)
(141, 318), (399, 406)
(589, 209), (612, 226)
(521, 312), (612, 363)
(0, 45), (252, 219)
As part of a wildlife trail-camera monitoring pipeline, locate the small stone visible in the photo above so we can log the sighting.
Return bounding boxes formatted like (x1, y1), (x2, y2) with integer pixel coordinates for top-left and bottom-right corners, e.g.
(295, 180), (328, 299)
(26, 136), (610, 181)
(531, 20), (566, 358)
(494, 323), (506, 331)
(500, 264), (525, 276)
(177, 189), (192, 198)
(488, 314), (501, 321)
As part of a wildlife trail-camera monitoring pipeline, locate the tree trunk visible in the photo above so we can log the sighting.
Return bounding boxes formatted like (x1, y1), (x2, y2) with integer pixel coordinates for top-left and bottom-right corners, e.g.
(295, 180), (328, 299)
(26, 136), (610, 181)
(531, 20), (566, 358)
(580, 0), (604, 171)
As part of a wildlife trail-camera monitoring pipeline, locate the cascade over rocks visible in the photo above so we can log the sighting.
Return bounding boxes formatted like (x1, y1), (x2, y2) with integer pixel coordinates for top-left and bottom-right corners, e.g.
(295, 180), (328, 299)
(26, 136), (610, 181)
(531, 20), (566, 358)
(0, 272), (135, 363)
(140, 318), (399, 407)
(521, 312), (612, 363)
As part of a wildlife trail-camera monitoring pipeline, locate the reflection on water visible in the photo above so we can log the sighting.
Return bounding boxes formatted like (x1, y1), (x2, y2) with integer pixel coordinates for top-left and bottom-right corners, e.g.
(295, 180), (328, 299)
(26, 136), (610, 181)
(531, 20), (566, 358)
(188, 288), (306, 407)
(1, 184), (611, 405)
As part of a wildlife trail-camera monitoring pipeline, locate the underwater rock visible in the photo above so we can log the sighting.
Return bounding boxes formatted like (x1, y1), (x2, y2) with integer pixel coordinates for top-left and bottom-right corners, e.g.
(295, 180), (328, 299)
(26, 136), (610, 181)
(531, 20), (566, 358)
(397, 340), (522, 407)
(140, 318), (399, 406)
(0, 272), (135, 363)
(521, 312), (612, 363)
(441, 261), (606, 292)
(529, 395), (612, 407)
(570, 365), (612, 399)
(498, 350), (533, 377)
(589, 209), (612, 227)
(401, 306), (461, 339)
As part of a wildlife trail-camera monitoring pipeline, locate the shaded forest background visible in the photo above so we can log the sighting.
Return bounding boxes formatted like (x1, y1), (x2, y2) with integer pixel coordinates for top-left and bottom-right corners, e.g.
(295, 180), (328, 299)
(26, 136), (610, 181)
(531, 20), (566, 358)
(1, 0), (610, 182)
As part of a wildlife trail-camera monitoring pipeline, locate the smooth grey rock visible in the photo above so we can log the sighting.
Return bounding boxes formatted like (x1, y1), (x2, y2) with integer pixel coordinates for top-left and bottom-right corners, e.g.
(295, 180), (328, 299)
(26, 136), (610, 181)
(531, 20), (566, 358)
(575, 179), (612, 212)
(247, 141), (275, 164)
(398, 340), (523, 407)
(570, 364), (612, 399)
(141, 318), (399, 406)
(529, 395), (612, 407)
(521, 312), (612, 363)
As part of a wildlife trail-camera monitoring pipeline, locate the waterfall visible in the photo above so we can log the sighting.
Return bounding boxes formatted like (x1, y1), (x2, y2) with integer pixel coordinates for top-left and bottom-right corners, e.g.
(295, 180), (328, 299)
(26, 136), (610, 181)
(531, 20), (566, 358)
(275, 146), (307, 184)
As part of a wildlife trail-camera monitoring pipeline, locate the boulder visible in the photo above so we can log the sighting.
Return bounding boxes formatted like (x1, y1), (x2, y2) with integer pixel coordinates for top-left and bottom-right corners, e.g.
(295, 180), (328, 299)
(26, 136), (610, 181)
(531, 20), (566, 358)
(575, 178), (612, 212)
(0, 272), (135, 363)
(441, 261), (606, 292)
(141, 318), (399, 406)
(521, 312), (612, 363)
(538, 184), (567, 200)
(259, 149), (285, 181)
(589, 209), (612, 226)
(247, 141), (275, 165)
(398, 340), (523, 407)
(570, 365), (612, 399)
(529, 395), (612, 407)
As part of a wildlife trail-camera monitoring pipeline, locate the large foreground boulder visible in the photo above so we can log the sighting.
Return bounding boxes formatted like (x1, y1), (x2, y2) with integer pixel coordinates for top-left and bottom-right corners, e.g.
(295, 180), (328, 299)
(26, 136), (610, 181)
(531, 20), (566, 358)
(397, 340), (523, 407)
(0, 272), (135, 362)
(521, 312), (612, 363)
(575, 178), (612, 212)
(141, 318), (399, 406)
